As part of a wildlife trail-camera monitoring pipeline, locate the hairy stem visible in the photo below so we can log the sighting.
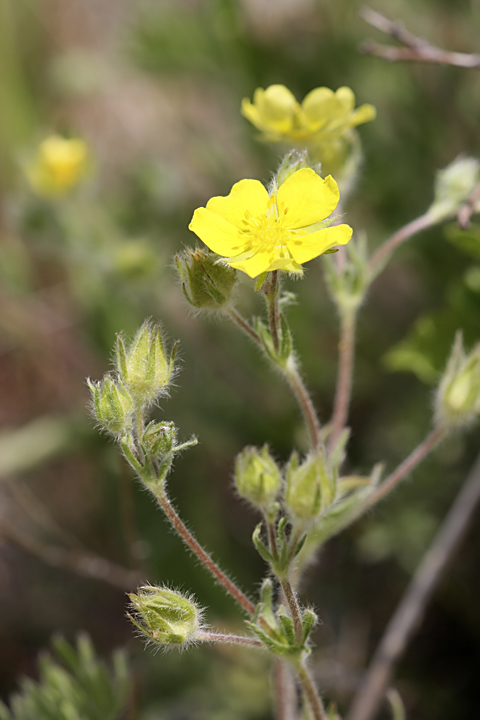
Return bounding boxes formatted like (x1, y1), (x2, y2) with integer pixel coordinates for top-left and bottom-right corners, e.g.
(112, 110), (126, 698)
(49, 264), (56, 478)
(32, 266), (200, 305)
(197, 631), (263, 648)
(156, 490), (255, 615)
(347, 450), (480, 720)
(226, 306), (262, 344)
(284, 358), (322, 451)
(369, 213), (433, 275)
(265, 270), (281, 353)
(295, 660), (328, 720)
(360, 426), (446, 513)
(274, 659), (297, 720)
(281, 578), (304, 646)
(328, 309), (357, 453)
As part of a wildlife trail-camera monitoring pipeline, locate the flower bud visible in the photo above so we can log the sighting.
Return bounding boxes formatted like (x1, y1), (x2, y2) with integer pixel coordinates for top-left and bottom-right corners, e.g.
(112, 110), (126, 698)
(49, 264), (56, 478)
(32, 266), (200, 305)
(116, 323), (176, 407)
(142, 420), (177, 457)
(274, 149), (316, 188)
(285, 450), (335, 522)
(26, 135), (89, 198)
(175, 248), (237, 310)
(428, 156), (480, 223)
(129, 586), (200, 646)
(435, 333), (480, 428)
(88, 376), (134, 435)
(235, 445), (281, 510)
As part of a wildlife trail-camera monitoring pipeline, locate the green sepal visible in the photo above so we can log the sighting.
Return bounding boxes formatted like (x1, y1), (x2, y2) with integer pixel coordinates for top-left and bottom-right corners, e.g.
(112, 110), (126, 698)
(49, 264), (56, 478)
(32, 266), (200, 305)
(115, 333), (128, 380)
(301, 609), (317, 644)
(292, 532), (307, 559)
(252, 523), (274, 564)
(279, 313), (292, 362)
(120, 438), (144, 474)
(255, 272), (268, 291)
(277, 609), (296, 646)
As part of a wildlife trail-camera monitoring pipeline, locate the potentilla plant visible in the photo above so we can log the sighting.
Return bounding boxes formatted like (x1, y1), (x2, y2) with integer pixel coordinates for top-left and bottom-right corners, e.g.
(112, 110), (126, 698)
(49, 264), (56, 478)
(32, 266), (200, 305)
(88, 85), (480, 720)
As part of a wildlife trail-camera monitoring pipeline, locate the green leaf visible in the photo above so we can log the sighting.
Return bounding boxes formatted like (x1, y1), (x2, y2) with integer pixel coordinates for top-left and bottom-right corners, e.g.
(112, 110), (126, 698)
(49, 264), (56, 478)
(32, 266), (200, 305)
(0, 635), (129, 720)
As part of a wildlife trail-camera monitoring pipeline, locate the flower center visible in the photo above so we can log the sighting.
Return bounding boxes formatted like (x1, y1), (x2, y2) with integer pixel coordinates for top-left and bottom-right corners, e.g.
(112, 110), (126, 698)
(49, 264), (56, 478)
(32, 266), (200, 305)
(243, 199), (291, 252)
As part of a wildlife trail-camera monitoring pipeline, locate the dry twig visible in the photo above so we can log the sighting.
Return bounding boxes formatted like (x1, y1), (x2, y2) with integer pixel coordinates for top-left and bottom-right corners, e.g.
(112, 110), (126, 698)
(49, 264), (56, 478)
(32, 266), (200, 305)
(347, 451), (480, 720)
(360, 7), (480, 69)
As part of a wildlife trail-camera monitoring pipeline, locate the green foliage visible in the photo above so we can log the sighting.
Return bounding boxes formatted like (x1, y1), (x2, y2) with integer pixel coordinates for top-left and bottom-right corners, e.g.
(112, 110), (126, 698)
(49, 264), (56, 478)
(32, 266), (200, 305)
(0, 636), (129, 720)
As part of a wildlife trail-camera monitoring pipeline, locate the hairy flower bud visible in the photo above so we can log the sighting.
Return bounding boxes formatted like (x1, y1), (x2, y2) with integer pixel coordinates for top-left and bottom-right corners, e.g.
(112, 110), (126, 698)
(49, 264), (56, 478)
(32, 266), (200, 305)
(175, 248), (237, 310)
(274, 149), (315, 188)
(88, 376), (134, 435)
(435, 333), (480, 428)
(128, 586), (200, 646)
(285, 450), (335, 522)
(428, 156), (480, 223)
(235, 445), (281, 510)
(142, 421), (177, 457)
(116, 322), (176, 407)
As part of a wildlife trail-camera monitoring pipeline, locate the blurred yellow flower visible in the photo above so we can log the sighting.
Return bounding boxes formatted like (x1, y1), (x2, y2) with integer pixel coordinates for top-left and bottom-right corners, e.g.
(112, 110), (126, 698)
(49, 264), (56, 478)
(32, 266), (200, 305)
(189, 168), (352, 278)
(26, 135), (89, 198)
(241, 85), (376, 144)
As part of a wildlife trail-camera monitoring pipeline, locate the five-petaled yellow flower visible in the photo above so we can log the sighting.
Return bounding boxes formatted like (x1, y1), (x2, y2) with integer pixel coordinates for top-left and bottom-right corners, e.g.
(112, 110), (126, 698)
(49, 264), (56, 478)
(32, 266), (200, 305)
(241, 85), (376, 144)
(26, 135), (89, 198)
(188, 168), (352, 278)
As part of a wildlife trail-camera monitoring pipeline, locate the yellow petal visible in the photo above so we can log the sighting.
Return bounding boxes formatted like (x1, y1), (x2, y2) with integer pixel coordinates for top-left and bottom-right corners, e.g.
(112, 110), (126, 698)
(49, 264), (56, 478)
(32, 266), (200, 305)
(256, 85), (298, 133)
(189, 207), (248, 256)
(228, 248), (277, 278)
(276, 169), (340, 229)
(335, 86), (356, 114)
(241, 98), (264, 130)
(348, 103), (377, 127)
(302, 87), (336, 129)
(287, 224), (352, 264)
(206, 179), (269, 230)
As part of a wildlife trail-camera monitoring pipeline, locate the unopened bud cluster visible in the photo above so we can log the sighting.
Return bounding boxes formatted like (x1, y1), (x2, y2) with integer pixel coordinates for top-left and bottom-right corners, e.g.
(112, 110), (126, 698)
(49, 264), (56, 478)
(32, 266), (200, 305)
(436, 333), (480, 428)
(129, 586), (201, 647)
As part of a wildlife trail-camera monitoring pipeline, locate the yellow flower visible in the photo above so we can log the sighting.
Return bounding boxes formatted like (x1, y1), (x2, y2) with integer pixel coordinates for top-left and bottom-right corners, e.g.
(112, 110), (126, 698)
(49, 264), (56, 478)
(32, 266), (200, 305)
(188, 168), (352, 278)
(26, 135), (89, 198)
(241, 85), (376, 144)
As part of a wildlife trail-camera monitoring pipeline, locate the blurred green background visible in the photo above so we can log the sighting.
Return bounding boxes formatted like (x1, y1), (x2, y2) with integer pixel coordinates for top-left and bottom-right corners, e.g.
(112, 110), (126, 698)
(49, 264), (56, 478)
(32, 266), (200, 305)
(1, 0), (480, 718)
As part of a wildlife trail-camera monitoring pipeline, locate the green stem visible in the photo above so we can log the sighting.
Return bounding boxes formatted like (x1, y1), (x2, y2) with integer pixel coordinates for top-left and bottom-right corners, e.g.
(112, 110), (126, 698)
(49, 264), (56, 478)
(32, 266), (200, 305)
(328, 308), (357, 453)
(156, 489), (255, 615)
(226, 306), (262, 344)
(360, 425), (446, 514)
(281, 578), (304, 646)
(265, 270), (281, 353)
(197, 631), (263, 648)
(284, 358), (322, 450)
(295, 660), (328, 720)
(369, 213), (433, 276)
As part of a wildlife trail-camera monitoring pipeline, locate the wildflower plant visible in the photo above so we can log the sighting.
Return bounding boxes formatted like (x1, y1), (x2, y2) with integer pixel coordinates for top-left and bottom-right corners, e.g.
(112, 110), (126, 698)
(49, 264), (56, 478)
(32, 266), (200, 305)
(87, 81), (480, 720)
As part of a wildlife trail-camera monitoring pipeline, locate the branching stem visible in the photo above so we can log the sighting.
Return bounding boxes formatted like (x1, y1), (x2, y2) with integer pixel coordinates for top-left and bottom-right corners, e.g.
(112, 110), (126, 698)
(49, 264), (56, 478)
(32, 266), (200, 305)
(281, 578), (304, 646)
(295, 660), (328, 720)
(156, 489), (255, 615)
(347, 450), (480, 720)
(284, 359), (322, 450)
(329, 309), (357, 453)
(197, 631), (263, 648)
(369, 213), (433, 275)
(360, 426), (446, 514)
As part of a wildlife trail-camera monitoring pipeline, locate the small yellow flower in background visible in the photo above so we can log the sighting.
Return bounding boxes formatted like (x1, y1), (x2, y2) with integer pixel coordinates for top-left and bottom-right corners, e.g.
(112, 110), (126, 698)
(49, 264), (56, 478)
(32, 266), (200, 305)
(26, 135), (89, 198)
(241, 84), (376, 144)
(188, 168), (352, 278)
